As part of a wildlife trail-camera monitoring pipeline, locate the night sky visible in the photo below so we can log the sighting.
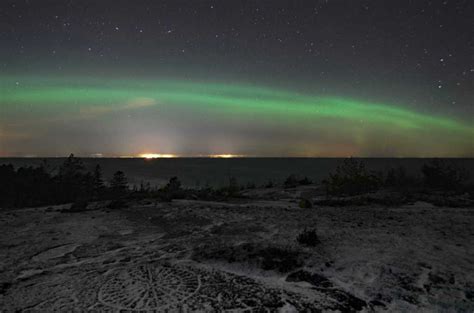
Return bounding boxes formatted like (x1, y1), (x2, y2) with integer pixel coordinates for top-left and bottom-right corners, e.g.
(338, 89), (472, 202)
(1, 0), (473, 157)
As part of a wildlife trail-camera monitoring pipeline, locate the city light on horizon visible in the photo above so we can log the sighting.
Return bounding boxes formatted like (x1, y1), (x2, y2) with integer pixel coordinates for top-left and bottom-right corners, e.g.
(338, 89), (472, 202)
(139, 153), (176, 159)
(138, 153), (245, 159)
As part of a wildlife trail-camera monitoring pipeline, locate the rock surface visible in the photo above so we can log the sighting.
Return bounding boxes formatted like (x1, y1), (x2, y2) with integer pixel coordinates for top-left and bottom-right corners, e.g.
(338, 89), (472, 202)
(0, 186), (473, 311)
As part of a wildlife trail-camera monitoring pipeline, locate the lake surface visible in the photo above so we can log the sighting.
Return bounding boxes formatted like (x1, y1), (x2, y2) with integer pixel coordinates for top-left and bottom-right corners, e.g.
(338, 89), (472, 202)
(1, 158), (474, 188)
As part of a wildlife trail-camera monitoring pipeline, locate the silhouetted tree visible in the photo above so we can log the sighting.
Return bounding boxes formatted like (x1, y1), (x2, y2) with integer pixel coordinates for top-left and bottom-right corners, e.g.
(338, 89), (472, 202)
(57, 154), (87, 201)
(0, 157), (126, 207)
(110, 170), (128, 196)
(59, 154), (85, 177)
(165, 176), (182, 192)
(422, 159), (469, 190)
(92, 164), (105, 198)
(161, 176), (183, 199)
(0, 164), (19, 207)
(15, 166), (56, 207)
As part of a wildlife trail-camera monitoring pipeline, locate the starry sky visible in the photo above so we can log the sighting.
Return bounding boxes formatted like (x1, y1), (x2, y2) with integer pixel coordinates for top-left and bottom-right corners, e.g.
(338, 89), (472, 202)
(1, 0), (473, 157)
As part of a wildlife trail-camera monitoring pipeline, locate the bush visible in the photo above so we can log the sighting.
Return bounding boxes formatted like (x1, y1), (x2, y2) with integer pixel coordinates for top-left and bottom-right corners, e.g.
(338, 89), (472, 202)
(421, 159), (469, 191)
(193, 243), (303, 273)
(284, 174), (312, 188)
(264, 180), (275, 188)
(297, 228), (320, 247)
(322, 158), (381, 196)
(160, 176), (185, 200)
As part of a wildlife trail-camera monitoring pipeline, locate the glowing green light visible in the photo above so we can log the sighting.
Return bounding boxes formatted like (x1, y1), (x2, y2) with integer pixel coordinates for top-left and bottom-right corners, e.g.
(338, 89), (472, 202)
(1, 75), (473, 146)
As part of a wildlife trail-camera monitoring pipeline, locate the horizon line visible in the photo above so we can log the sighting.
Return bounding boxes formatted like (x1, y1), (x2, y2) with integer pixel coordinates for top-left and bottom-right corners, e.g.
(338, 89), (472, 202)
(1, 155), (473, 159)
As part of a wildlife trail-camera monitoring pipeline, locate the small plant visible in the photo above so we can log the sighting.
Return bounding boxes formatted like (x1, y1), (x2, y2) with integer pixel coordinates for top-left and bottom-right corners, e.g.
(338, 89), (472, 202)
(297, 228), (320, 247)
(299, 198), (313, 208)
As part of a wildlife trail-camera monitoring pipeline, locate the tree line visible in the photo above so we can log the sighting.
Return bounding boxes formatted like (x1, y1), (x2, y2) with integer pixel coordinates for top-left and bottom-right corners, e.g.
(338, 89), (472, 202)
(0, 154), (128, 208)
(1, 155), (471, 209)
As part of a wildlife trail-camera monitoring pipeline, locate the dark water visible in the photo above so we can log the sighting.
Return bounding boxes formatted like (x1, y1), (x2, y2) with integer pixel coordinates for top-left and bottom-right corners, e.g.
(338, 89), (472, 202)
(1, 158), (474, 188)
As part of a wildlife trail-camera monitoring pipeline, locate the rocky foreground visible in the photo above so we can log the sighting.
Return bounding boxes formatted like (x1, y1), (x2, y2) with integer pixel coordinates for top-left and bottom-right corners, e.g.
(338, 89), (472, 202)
(0, 185), (473, 312)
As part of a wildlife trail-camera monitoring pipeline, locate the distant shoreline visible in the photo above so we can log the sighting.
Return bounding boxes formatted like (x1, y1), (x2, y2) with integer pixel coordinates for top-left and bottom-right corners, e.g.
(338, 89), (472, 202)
(2, 157), (474, 189)
(2, 157), (474, 159)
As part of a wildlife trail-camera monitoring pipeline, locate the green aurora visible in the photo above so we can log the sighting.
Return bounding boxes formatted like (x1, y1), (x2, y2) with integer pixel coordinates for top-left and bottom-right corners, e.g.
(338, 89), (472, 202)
(1, 76), (473, 156)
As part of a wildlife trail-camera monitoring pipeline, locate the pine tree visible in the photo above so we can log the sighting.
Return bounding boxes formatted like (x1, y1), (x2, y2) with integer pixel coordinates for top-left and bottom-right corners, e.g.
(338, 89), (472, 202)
(110, 170), (128, 195)
(92, 164), (105, 197)
(58, 153), (86, 201)
(59, 154), (85, 178)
